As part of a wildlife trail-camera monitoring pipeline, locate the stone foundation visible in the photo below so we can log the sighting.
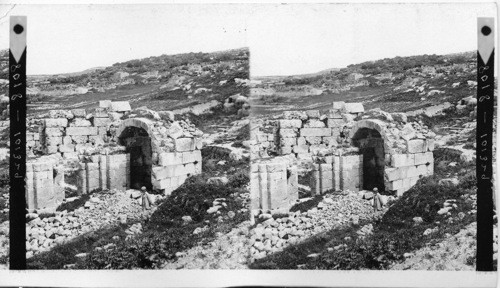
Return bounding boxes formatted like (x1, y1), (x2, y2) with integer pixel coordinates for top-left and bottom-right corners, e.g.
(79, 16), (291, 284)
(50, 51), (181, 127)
(250, 161), (298, 213)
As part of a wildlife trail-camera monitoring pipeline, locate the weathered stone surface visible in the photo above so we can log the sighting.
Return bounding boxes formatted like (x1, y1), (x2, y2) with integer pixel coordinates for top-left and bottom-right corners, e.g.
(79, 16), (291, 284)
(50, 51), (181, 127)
(407, 139), (426, 153)
(110, 101), (132, 112)
(69, 118), (92, 127)
(45, 128), (64, 137)
(342, 103), (364, 114)
(305, 110), (320, 119)
(279, 119), (302, 129)
(300, 128), (331, 137)
(93, 117), (111, 127)
(45, 118), (68, 128)
(48, 110), (74, 119)
(159, 152), (183, 166)
(279, 128), (298, 138)
(66, 127), (98, 136)
(71, 109), (86, 118)
(304, 119), (325, 128)
(175, 138), (195, 152)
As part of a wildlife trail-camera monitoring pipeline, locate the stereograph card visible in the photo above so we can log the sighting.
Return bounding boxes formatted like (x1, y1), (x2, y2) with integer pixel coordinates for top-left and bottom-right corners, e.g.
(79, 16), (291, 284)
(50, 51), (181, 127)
(0, 1), (497, 287)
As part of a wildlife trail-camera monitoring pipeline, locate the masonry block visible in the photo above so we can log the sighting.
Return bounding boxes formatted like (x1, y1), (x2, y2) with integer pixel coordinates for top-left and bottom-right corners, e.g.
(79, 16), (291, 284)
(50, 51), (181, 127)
(387, 179), (403, 190)
(45, 137), (62, 146)
(293, 145), (309, 154)
(327, 119), (345, 128)
(66, 127), (98, 136)
(182, 150), (202, 164)
(300, 128), (331, 137)
(45, 128), (64, 137)
(159, 152), (183, 166)
(305, 136), (322, 145)
(304, 119), (325, 128)
(175, 138), (195, 152)
(280, 137), (297, 146)
(279, 128), (298, 138)
(407, 139), (426, 153)
(416, 164), (427, 176)
(305, 110), (320, 118)
(93, 117), (111, 127)
(44, 118), (68, 128)
(384, 168), (401, 181)
(71, 109), (86, 117)
(279, 119), (302, 129)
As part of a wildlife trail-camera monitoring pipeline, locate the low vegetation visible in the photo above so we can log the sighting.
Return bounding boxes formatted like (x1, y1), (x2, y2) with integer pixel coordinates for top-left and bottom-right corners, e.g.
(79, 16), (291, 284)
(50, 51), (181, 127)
(251, 148), (476, 269)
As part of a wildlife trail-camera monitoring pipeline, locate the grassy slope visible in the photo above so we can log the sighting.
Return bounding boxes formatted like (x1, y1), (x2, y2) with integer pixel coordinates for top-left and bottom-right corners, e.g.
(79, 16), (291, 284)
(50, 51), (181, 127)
(250, 148), (477, 270)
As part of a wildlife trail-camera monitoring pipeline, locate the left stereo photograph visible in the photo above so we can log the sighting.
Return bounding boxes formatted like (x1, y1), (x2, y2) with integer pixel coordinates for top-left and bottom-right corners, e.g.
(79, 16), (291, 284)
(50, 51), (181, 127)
(0, 4), (252, 269)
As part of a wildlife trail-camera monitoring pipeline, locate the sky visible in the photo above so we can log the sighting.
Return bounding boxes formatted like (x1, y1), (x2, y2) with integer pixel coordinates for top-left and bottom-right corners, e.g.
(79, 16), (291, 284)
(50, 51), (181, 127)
(0, 3), (497, 76)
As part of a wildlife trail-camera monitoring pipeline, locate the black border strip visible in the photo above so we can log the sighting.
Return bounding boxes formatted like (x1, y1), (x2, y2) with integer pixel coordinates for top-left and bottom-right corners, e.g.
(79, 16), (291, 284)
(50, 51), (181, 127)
(476, 47), (494, 271)
(9, 45), (27, 269)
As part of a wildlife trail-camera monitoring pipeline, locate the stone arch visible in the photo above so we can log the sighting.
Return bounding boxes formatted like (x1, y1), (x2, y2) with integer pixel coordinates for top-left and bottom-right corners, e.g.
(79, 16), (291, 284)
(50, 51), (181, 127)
(116, 118), (157, 190)
(350, 119), (388, 191)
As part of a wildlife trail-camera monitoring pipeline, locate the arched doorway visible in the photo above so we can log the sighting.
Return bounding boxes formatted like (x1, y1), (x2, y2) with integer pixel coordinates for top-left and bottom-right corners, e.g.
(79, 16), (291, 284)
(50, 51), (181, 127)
(352, 127), (385, 191)
(118, 126), (153, 190)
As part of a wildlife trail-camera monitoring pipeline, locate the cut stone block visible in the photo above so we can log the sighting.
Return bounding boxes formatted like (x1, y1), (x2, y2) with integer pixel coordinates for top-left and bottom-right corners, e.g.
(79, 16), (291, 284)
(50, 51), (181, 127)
(279, 128), (298, 138)
(69, 118), (92, 127)
(332, 101), (345, 110)
(109, 101), (132, 112)
(45, 128), (64, 137)
(159, 152), (183, 166)
(327, 119), (345, 128)
(58, 144), (75, 153)
(71, 109), (87, 117)
(45, 137), (62, 146)
(66, 127), (98, 136)
(305, 136), (322, 145)
(304, 119), (325, 128)
(328, 109), (343, 119)
(293, 145), (309, 154)
(280, 137), (297, 146)
(279, 119), (302, 129)
(305, 110), (320, 118)
(182, 150), (202, 164)
(93, 117), (111, 127)
(407, 139), (426, 153)
(174, 138), (195, 152)
(44, 118), (68, 128)
(300, 128), (331, 137)
(342, 102), (364, 114)
(384, 168), (401, 181)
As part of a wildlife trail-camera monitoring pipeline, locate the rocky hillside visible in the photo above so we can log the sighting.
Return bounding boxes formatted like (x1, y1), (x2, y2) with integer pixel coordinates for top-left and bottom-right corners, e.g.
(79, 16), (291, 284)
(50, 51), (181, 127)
(251, 51), (494, 117)
(0, 48), (250, 121)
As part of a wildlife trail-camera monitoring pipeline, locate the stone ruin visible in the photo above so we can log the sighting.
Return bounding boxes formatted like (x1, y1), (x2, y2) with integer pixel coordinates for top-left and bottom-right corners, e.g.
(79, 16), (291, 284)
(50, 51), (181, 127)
(250, 101), (435, 214)
(26, 101), (203, 212)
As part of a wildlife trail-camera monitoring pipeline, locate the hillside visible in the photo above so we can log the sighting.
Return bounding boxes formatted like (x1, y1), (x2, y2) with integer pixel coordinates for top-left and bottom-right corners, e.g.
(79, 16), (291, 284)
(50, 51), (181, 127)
(0, 48), (250, 122)
(251, 51), (486, 116)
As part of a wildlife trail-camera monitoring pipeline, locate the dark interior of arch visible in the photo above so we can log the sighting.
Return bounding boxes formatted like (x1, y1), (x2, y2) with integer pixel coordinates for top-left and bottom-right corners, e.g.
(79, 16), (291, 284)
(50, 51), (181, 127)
(352, 127), (385, 191)
(119, 126), (152, 190)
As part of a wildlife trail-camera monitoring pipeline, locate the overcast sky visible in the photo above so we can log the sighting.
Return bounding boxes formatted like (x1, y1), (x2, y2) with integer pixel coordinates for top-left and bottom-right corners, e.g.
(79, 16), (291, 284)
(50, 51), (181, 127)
(0, 3), (496, 76)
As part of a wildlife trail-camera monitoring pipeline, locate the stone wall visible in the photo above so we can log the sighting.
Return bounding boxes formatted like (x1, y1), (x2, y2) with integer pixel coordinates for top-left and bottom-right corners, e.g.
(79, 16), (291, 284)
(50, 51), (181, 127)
(268, 102), (435, 197)
(41, 108), (108, 158)
(250, 161), (298, 213)
(25, 100), (205, 210)
(77, 153), (130, 195)
(153, 149), (202, 195)
(274, 102), (363, 159)
(26, 158), (65, 211)
(311, 155), (363, 194)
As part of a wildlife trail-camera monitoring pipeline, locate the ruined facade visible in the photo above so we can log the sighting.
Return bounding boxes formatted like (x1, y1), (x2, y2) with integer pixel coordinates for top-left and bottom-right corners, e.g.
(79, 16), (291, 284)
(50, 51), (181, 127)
(26, 101), (203, 211)
(250, 101), (435, 213)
